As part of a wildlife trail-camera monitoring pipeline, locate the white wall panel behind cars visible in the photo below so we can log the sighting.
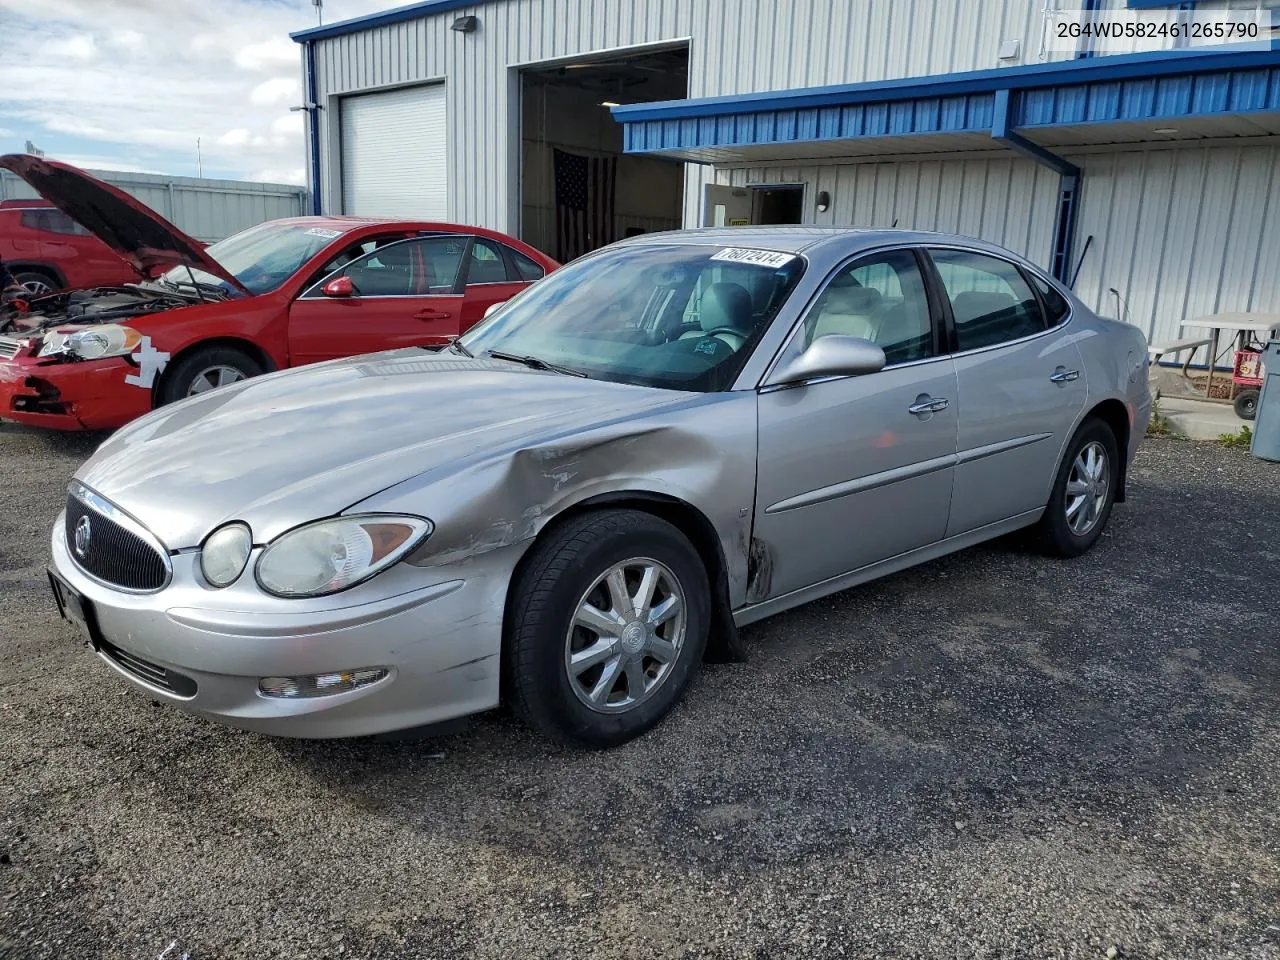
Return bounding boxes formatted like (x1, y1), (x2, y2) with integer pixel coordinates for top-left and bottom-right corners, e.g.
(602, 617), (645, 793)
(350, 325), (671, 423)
(714, 156), (1062, 269)
(340, 84), (448, 218)
(1070, 143), (1280, 350)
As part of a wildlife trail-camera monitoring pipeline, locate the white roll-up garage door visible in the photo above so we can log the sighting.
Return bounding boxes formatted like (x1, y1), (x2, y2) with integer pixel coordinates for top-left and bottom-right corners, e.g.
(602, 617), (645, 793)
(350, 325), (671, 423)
(340, 84), (447, 218)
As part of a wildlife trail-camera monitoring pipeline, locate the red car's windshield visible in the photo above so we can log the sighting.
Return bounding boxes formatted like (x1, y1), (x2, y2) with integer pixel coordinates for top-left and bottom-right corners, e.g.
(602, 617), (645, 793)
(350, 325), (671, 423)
(159, 222), (347, 296)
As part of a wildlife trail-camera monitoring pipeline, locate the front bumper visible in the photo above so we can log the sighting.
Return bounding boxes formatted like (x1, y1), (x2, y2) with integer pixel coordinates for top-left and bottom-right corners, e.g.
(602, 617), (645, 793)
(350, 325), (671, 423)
(49, 514), (519, 738)
(0, 355), (151, 430)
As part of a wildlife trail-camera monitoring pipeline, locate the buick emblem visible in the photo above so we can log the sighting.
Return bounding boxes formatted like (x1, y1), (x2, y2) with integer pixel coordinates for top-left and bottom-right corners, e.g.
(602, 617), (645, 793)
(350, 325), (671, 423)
(73, 515), (92, 558)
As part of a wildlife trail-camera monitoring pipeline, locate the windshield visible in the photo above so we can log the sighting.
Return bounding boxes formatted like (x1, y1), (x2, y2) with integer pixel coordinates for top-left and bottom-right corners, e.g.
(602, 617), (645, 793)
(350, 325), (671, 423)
(458, 243), (806, 392)
(159, 222), (346, 296)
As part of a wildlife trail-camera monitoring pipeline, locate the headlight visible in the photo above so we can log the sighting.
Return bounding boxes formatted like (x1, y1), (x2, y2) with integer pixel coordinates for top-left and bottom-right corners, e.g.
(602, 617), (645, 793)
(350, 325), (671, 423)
(39, 324), (142, 360)
(255, 515), (433, 598)
(200, 522), (252, 588)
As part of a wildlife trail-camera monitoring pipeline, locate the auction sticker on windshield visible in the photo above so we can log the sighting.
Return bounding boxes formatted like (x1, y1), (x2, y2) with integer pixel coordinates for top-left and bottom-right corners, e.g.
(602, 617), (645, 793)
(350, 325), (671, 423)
(305, 228), (342, 239)
(709, 248), (797, 268)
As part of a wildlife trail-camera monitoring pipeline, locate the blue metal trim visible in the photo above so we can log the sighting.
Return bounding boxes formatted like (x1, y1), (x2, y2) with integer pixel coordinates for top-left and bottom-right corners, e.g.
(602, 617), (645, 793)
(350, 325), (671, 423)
(291, 0), (479, 42)
(991, 89), (1080, 178)
(1079, 0), (1103, 60)
(305, 41), (322, 215)
(610, 44), (1280, 123)
(992, 89), (1081, 283)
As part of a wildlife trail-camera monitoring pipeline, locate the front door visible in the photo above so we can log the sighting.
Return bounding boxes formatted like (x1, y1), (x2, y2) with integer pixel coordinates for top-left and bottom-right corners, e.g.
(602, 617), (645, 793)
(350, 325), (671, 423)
(925, 248), (1088, 536)
(703, 184), (753, 227)
(288, 235), (469, 365)
(754, 248), (958, 600)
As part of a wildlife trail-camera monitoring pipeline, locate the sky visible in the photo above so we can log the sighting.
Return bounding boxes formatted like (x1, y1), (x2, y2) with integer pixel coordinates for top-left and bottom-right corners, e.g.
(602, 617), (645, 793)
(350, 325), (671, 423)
(0, 0), (395, 185)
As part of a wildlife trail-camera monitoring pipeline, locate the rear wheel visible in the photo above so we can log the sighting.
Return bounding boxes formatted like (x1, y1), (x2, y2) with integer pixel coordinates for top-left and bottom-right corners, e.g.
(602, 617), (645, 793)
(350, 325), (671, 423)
(12, 270), (58, 296)
(157, 346), (263, 406)
(505, 509), (709, 748)
(1035, 417), (1119, 558)
(1233, 389), (1259, 421)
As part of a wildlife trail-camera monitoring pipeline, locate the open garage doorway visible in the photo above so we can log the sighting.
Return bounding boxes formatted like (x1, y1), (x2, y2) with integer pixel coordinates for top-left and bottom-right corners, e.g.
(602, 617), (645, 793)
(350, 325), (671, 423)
(521, 45), (688, 262)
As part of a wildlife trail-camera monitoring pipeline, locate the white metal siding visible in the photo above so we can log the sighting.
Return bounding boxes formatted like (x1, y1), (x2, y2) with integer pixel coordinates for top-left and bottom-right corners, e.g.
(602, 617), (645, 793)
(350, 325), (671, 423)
(715, 157), (1062, 269)
(309, 0), (1082, 233)
(1070, 143), (1280, 349)
(340, 84), (448, 218)
(0, 170), (307, 243)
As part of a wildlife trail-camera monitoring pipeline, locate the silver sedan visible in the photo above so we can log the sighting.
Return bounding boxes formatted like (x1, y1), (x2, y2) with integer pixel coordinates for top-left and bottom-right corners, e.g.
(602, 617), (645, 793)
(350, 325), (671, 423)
(47, 228), (1151, 747)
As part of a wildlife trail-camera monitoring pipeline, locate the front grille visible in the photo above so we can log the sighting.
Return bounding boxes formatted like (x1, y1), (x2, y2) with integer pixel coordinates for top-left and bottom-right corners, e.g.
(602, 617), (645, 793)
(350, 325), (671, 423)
(65, 490), (169, 591)
(100, 639), (197, 698)
(0, 336), (23, 360)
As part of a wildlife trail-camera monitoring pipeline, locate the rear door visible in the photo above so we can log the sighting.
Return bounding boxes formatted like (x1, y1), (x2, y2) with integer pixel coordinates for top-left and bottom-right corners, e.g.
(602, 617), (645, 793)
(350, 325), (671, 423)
(287, 235), (468, 365)
(925, 247), (1087, 537)
(457, 238), (535, 334)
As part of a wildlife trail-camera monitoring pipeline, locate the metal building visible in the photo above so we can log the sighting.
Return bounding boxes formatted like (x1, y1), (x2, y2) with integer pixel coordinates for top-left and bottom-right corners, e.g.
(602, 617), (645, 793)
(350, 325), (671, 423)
(0, 168), (308, 243)
(290, 0), (1280, 349)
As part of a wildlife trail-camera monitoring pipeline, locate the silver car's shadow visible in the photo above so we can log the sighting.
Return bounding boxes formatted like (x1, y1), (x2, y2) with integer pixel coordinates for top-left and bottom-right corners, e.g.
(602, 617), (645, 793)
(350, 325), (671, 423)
(261, 463), (1278, 875)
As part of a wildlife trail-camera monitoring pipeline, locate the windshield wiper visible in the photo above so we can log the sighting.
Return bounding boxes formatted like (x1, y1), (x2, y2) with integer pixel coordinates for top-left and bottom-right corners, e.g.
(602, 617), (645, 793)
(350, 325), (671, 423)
(486, 349), (586, 377)
(447, 339), (473, 357)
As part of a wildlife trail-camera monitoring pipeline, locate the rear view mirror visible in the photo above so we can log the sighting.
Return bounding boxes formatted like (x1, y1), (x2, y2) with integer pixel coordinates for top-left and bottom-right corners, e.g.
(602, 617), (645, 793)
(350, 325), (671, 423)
(322, 276), (355, 298)
(770, 335), (887, 386)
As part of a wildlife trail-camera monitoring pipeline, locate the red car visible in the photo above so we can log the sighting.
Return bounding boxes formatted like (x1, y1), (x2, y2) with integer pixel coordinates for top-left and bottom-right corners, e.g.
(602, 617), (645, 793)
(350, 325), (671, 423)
(0, 198), (136, 294)
(0, 156), (558, 431)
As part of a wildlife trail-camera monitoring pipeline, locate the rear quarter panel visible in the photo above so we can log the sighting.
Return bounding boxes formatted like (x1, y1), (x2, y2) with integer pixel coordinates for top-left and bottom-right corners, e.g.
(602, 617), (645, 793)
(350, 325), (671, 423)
(1071, 310), (1151, 463)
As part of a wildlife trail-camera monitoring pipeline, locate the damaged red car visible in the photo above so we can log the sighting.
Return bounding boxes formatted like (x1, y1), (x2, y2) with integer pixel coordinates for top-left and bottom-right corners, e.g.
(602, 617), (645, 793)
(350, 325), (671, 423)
(0, 156), (558, 431)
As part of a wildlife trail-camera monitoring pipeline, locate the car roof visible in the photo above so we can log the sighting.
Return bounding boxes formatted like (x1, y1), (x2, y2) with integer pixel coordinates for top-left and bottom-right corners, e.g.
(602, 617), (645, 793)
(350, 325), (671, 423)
(609, 226), (1034, 262)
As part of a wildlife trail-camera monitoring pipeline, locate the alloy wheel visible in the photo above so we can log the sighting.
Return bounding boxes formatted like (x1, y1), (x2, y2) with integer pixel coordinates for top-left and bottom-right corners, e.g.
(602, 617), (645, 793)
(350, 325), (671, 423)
(564, 557), (687, 714)
(187, 365), (246, 396)
(1065, 440), (1110, 536)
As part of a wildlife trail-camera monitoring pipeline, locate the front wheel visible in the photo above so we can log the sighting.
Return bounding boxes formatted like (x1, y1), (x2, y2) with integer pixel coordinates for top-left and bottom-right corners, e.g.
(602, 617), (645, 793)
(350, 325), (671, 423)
(505, 509), (709, 748)
(1035, 418), (1120, 558)
(12, 271), (58, 296)
(1233, 389), (1259, 421)
(156, 346), (263, 406)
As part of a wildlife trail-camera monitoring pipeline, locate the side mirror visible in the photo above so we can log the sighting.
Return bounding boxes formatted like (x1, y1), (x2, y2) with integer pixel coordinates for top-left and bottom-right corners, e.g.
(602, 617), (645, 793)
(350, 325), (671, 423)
(770, 335), (886, 386)
(322, 276), (356, 298)
(483, 301), (507, 319)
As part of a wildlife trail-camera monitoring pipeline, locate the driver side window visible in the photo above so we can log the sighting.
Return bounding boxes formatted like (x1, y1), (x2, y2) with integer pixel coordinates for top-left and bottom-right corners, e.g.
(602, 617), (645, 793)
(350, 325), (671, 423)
(307, 237), (467, 297)
(802, 249), (934, 366)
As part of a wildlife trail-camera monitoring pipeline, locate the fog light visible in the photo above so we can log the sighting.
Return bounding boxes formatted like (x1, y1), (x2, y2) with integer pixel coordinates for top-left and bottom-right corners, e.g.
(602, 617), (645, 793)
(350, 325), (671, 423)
(258, 668), (388, 699)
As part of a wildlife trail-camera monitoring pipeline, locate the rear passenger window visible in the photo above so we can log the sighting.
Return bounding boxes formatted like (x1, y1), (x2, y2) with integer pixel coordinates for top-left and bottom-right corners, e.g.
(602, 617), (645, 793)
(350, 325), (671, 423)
(1030, 272), (1071, 327)
(467, 239), (513, 284)
(509, 248), (545, 282)
(804, 249), (934, 365)
(930, 249), (1045, 351)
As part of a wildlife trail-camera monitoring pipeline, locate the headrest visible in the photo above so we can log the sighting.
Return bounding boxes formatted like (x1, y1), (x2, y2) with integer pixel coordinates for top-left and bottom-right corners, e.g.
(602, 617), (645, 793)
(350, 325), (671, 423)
(951, 290), (1016, 324)
(700, 282), (753, 333)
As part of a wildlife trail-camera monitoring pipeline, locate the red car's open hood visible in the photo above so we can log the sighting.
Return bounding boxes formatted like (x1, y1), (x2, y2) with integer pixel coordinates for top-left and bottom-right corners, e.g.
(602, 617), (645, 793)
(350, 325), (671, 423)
(0, 154), (250, 296)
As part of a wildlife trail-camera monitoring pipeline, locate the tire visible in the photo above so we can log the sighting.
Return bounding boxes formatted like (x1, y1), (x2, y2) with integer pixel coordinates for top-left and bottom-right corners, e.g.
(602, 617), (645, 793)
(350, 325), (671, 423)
(12, 270), (58, 296)
(156, 346), (263, 406)
(1233, 389), (1259, 421)
(1034, 417), (1120, 558)
(505, 509), (710, 748)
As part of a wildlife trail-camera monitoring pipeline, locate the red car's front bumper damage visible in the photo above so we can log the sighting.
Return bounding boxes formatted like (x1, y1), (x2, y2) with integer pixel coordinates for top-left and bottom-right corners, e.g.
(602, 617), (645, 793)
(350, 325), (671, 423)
(0, 354), (151, 430)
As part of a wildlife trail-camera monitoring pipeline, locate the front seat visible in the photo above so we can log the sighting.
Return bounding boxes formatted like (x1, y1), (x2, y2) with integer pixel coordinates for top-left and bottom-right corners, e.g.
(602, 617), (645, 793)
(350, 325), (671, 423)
(354, 243), (416, 296)
(810, 284), (883, 343)
(686, 282), (754, 350)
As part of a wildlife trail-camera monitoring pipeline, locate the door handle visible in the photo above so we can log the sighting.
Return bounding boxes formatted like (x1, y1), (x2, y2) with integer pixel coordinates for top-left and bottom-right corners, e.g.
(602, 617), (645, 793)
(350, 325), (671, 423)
(1050, 368), (1080, 383)
(415, 308), (453, 321)
(908, 396), (949, 416)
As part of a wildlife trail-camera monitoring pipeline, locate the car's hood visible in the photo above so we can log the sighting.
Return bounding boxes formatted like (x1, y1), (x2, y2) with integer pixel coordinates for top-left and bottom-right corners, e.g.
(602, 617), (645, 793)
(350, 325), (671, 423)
(0, 154), (250, 295)
(77, 350), (703, 548)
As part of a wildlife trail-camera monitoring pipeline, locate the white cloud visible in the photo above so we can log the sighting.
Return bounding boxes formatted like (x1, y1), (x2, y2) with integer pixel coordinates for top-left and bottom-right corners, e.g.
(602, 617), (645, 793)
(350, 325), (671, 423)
(39, 33), (97, 61)
(250, 77), (299, 107)
(0, 0), (391, 182)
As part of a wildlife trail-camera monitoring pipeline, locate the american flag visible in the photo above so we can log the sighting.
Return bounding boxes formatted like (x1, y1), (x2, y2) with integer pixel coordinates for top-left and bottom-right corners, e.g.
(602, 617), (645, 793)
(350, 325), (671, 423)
(554, 148), (616, 263)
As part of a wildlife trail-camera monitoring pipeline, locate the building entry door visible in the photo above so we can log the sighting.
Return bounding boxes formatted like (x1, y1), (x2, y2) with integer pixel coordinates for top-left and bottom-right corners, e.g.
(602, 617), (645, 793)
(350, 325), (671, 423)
(703, 184), (753, 227)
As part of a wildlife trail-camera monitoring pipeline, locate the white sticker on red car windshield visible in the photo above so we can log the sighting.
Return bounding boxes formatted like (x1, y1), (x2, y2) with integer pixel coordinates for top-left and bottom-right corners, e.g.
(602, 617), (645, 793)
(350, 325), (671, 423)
(305, 227), (342, 239)
(709, 248), (796, 268)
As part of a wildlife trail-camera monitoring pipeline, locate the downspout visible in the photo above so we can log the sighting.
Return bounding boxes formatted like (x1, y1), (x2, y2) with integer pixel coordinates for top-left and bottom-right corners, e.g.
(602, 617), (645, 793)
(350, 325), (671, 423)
(305, 40), (323, 215)
(991, 88), (1081, 285)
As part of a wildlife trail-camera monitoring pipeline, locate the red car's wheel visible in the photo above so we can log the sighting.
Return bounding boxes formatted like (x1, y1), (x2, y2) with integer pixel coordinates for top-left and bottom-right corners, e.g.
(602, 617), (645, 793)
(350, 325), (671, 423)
(157, 346), (264, 406)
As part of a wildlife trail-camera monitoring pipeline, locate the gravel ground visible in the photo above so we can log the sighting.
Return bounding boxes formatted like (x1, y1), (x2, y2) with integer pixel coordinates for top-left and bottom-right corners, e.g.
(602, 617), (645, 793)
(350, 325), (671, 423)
(1, 424), (1277, 960)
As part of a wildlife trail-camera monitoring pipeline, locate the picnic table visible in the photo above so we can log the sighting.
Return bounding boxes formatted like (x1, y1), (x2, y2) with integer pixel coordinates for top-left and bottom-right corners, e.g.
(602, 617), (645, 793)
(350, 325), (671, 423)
(1176, 312), (1280, 403)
